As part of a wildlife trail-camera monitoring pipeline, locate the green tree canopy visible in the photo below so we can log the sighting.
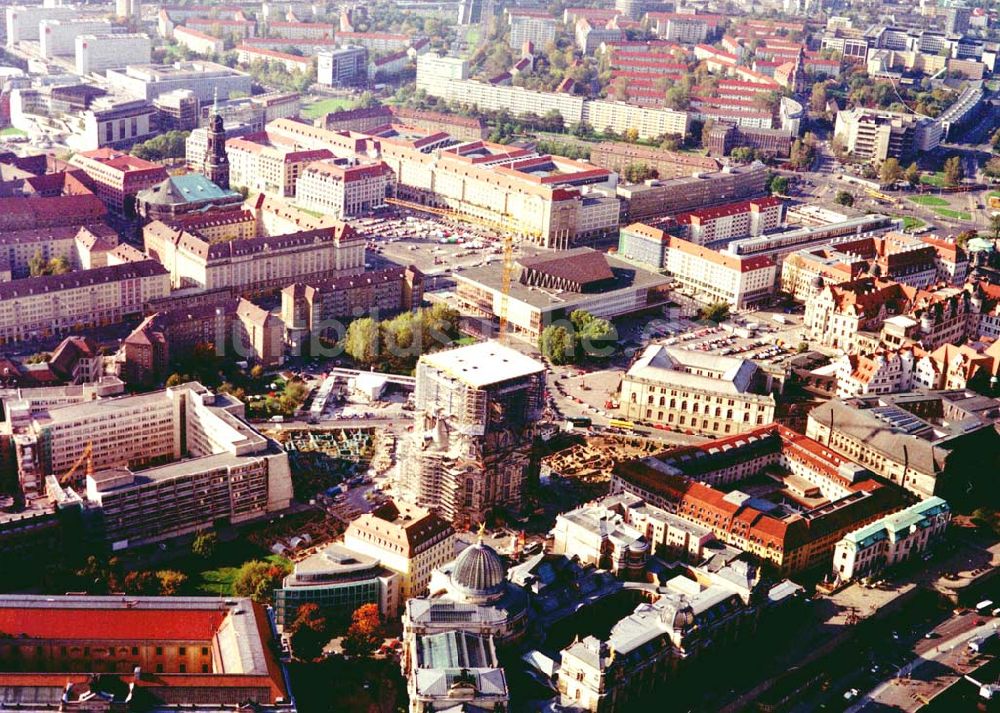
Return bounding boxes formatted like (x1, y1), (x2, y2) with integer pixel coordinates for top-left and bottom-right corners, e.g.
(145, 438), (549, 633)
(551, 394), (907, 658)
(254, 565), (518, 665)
(232, 560), (291, 604)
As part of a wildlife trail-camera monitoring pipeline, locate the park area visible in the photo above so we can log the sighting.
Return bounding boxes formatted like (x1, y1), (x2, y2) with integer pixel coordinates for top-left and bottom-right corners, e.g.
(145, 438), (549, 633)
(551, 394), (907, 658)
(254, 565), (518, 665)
(908, 195), (971, 222)
(302, 97), (357, 120)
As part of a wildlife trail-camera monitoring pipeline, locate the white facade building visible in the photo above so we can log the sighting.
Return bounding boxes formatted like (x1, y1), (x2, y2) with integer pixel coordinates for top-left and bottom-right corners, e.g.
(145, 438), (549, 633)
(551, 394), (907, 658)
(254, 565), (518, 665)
(75, 34), (152, 76)
(833, 497), (950, 582)
(294, 160), (394, 219)
(39, 19), (112, 59)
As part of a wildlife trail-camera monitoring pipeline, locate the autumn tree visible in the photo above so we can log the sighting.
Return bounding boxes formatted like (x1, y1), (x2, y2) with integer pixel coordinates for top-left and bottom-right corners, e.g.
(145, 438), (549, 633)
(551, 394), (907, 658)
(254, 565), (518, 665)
(192, 531), (218, 559)
(344, 317), (380, 366)
(288, 603), (329, 661)
(342, 603), (382, 658)
(904, 162), (920, 187)
(809, 81), (828, 115)
(232, 560), (291, 604)
(124, 570), (161, 595)
(983, 156), (1000, 179)
(879, 158), (902, 185)
(156, 570), (188, 596)
(943, 155), (964, 187)
(539, 325), (575, 365)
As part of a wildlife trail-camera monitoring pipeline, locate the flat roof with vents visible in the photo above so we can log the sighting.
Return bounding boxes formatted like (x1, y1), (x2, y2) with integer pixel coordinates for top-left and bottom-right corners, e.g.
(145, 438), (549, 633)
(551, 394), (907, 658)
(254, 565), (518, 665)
(420, 340), (545, 389)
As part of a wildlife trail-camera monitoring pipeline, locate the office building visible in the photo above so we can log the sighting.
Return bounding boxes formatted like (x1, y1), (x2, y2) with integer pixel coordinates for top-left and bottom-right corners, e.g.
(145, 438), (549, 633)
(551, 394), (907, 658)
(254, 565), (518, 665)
(612, 424), (902, 574)
(142, 197), (364, 294)
(706, 123), (794, 158)
(107, 62), (252, 104)
(39, 18), (112, 59)
(834, 497), (951, 583)
(619, 345), (776, 436)
(274, 543), (401, 626)
(806, 390), (1000, 498)
(317, 47), (368, 87)
(946, 5), (972, 35)
(294, 160), (394, 218)
(617, 224), (776, 309)
(5, 5), (79, 46)
(73, 96), (160, 152)
(343, 501), (456, 600)
(226, 132), (333, 198)
(69, 148), (169, 215)
(552, 492), (714, 571)
(116, 0), (141, 22)
(590, 141), (719, 179)
(619, 162), (768, 222)
(454, 248), (672, 339)
(35, 383), (292, 548)
(834, 108), (942, 163)
(280, 266), (424, 353)
(75, 33), (151, 76)
(153, 89), (200, 131)
(0, 595), (292, 709)
(395, 341), (545, 527)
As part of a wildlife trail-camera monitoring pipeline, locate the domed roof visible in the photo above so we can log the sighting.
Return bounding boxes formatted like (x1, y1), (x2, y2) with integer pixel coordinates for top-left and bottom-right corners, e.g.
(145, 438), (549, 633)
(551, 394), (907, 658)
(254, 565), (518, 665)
(451, 540), (506, 598)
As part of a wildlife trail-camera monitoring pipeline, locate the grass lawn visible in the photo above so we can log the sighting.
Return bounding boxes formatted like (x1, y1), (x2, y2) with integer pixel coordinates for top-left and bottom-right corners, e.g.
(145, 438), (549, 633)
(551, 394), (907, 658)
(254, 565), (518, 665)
(196, 553), (291, 596)
(933, 207), (972, 221)
(302, 97), (357, 120)
(909, 195), (950, 207)
(0, 127), (26, 136)
(920, 172), (946, 187)
(989, 190), (1000, 200)
(899, 216), (926, 231)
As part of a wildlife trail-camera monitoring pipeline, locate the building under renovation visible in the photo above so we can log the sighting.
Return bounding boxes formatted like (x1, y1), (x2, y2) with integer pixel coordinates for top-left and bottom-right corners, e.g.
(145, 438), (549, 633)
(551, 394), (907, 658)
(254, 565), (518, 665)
(395, 341), (545, 526)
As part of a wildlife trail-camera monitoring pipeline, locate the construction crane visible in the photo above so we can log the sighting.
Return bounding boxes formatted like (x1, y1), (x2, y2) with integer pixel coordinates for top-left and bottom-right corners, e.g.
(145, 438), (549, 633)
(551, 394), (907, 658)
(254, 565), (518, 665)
(383, 198), (540, 342)
(60, 441), (93, 487)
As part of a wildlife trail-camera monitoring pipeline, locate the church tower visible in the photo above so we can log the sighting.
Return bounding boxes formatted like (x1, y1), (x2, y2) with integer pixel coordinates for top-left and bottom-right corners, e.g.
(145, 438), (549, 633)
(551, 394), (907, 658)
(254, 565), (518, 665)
(204, 91), (230, 190)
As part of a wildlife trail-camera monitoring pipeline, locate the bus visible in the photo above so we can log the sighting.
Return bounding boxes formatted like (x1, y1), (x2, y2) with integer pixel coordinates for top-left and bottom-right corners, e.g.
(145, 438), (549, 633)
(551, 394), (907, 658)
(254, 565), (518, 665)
(566, 416), (593, 429)
(607, 418), (636, 432)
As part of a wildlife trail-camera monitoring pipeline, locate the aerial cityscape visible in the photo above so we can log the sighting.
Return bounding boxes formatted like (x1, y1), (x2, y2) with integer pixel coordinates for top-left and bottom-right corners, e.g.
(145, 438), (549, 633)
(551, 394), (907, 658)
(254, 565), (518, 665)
(1, 0), (1000, 711)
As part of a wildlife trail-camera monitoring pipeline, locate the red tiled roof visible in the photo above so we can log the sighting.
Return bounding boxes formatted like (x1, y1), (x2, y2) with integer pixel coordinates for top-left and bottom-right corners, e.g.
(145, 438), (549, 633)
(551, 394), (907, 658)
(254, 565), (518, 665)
(0, 607), (226, 641)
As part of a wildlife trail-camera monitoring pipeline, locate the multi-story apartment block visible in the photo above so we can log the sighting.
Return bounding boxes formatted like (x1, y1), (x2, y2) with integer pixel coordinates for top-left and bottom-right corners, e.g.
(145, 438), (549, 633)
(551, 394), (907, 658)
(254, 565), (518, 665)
(672, 196), (784, 246)
(834, 496), (951, 583)
(416, 55), (687, 140)
(280, 266), (423, 353)
(335, 31), (411, 53)
(173, 25), (225, 55)
(185, 17), (257, 40)
(0, 260), (169, 347)
(806, 390), (1000, 498)
(236, 45), (313, 73)
(919, 235), (968, 285)
(268, 21), (335, 40)
(5, 5), (80, 46)
(834, 108), (942, 163)
(69, 148), (169, 215)
(0, 224), (118, 278)
(39, 18), (112, 58)
(612, 424), (903, 574)
(589, 141), (719, 179)
(75, 34), (151, 75)
(395, 341), (545, 526)
(805, 278), (910, 352)
(508, 10), (558, 49)
(343, 501), (456, 600)
(317, 46), (368, 86)
(226, 132), (333, 198)
(619, 345), (776, 436)
(617, 224), (776, 309)
(294, 160), (394, 219)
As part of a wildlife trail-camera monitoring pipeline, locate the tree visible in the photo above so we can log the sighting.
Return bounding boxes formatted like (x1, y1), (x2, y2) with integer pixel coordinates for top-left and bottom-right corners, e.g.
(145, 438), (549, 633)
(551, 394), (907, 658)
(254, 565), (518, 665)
(539, 325), (575, 365)
(809, 81), (828, 115)
(577, 315), (616, 359)
(769, 175), (789, 195)
(124, 570), (161, 595)
(835, 190), (855, 207)
(879, 158), (903, 186)
(943, 155), (964, 187)
(904, 162), (920, 187)
(342, 603), (382, 658)
(156, 570), (188, 596)
(956, 230), (977, 249)
(622, 162), (654, 183)
(623, 127), (639, 143)
(165, 373), (184, 387)
(797, 342), (809, 353)
(344, 317), (379, 366)
(192, 531), (218, 559)
(698, 302), (730, 323)
(232, 560), (291, 604)
(983, 156), (1000, 179)
(288, 603), (329, 661)
(991, 213), (1000, 243)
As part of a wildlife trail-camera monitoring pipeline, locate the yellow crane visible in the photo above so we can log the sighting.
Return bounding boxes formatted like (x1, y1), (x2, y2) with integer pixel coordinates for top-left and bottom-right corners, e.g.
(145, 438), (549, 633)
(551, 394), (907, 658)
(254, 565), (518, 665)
(60, 441), (93, 487)
(383, 198), (540, 342)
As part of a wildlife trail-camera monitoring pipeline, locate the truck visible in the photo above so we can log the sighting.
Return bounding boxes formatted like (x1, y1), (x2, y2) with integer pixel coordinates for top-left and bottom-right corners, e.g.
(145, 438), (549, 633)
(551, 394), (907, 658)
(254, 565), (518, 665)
(976, 599), (994, 614)
(772, 314), (788, 325)
(968, 630), (998, 653)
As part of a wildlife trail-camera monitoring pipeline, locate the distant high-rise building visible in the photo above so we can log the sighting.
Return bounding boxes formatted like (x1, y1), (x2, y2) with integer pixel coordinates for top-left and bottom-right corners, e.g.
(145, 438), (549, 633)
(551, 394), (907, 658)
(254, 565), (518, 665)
(115, 0), (141, 22)
(204, 96), (230, 190)
(395, 341), (545, 527)
(946, 5), (972, 35)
